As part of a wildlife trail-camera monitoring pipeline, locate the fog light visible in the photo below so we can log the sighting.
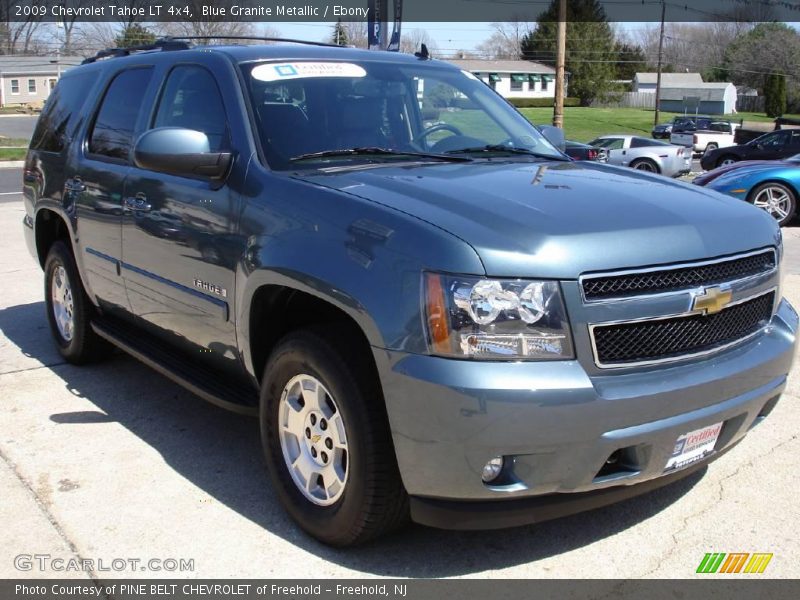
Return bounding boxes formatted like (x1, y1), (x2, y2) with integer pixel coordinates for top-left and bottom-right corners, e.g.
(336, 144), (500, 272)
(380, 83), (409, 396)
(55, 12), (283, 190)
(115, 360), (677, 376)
(482, 456), (504, 483)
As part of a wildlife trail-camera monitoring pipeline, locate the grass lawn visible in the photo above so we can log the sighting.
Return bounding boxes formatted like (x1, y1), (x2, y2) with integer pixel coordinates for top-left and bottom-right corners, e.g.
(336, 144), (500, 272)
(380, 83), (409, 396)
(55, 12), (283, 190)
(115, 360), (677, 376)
(0, 137), (30, 147)
(0, 148), (26, 160)
(518, 107), (794, 144)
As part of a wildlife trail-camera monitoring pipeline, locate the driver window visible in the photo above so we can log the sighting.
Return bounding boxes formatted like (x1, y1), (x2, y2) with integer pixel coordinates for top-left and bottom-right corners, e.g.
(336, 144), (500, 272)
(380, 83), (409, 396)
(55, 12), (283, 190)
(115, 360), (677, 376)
(415, 76), (508, 150)
(153, 66), (228, 152)
(765, 131), (789, 148)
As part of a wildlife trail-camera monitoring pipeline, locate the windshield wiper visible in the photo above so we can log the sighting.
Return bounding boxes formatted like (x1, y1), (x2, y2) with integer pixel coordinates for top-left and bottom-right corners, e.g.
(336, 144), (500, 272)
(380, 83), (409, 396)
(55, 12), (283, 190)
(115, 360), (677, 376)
(444, 145), (567, 160)
(289, 147), (472, 163)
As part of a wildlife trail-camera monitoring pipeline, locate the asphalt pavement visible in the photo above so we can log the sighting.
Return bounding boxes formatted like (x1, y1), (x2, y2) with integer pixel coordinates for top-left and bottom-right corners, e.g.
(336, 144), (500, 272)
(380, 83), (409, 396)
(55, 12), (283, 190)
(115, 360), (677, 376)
(0, 116), (37, 140)
(0, 173), (799, 579)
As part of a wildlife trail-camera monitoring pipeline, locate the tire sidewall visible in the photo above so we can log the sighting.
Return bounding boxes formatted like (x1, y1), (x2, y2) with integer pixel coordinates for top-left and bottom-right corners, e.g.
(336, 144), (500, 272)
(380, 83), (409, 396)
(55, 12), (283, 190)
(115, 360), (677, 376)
(44, 241), (87, 359)
(632, 159), (657, 172)
(751, 183), (797, 227)
(260, 336), (374, 545)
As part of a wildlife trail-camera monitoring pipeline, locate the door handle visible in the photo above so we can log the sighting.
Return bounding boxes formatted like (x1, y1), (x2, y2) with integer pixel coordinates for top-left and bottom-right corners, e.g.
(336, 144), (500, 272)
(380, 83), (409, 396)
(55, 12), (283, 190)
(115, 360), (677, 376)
(123, 193), (151, 212)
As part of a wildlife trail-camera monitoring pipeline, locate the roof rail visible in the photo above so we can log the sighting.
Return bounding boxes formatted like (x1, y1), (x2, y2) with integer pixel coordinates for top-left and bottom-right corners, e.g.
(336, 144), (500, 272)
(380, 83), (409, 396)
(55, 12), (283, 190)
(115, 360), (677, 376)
(166, 35), (345, 49)
(81, 38), (192, 64)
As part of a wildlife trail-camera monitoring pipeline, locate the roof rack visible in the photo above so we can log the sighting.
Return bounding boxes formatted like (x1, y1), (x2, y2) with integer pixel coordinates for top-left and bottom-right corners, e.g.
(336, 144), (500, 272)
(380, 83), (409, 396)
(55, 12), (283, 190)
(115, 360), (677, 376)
(167, 35), (345, 49)
(81, 39), (191, 64)
(80, 35), (348, 65)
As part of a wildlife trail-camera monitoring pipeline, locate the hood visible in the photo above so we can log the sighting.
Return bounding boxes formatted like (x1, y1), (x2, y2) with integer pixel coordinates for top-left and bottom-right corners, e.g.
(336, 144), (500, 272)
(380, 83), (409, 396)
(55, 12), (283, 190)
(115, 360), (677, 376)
(297, 160), (780, 278)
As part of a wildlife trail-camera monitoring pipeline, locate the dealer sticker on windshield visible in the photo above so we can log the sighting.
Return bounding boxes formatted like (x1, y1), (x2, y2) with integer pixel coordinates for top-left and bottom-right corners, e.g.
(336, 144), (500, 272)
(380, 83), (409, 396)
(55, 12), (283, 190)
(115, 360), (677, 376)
(664, 422), (723, 472)
(252, 62), (367, 82)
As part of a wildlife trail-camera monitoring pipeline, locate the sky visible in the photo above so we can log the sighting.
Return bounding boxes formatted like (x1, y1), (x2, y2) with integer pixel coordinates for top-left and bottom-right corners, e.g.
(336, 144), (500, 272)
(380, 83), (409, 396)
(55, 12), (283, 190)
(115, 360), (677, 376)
(265, 21), (646, 52)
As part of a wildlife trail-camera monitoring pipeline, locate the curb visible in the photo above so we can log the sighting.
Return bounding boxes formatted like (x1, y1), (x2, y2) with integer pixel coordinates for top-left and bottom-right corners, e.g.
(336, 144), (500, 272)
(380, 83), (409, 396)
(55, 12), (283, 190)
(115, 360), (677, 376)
(0, 161), (24, 168)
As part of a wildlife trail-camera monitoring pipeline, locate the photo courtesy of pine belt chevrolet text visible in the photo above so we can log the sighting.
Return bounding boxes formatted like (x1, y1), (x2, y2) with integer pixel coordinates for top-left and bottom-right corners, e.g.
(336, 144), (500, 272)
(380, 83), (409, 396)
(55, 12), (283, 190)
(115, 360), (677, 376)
(21, 38), (798, 546)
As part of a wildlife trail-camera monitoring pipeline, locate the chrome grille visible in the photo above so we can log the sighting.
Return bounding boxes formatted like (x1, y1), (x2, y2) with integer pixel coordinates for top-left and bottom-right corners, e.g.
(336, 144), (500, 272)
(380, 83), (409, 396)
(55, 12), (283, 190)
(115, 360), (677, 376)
(582, 250), (776, 301)
(592, 292), (774, 367)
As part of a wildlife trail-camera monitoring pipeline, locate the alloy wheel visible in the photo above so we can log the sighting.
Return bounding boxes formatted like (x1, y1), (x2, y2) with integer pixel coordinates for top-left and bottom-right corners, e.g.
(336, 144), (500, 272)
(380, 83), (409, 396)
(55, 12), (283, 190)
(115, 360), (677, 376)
(753, 186), (792, 222)
(51, 265), (75, 342)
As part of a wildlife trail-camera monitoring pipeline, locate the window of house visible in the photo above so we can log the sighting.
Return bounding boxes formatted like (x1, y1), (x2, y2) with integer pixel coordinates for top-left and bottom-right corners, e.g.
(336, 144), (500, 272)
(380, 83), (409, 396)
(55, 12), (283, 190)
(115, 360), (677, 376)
(28, 79), (36, 93)
(48, 78), (57, 90)
(88, 67), (154, 160)
(488, 73), (500, 90)
(11, 80), (19, 94)
(153, 65), (229, 152)
(528, 75), (541, 91)
(541, 76), (550, 92)
(510, 74), (525, 92)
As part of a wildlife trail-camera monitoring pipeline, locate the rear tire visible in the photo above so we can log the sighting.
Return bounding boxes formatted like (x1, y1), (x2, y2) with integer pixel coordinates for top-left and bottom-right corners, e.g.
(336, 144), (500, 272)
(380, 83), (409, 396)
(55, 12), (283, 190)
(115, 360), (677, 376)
(260, 326), (408, 546)
(705, 143), (718, 153)
(44, 240), (110, 364)
(716, 155), (738, 168)
(630, 159), (659, 173)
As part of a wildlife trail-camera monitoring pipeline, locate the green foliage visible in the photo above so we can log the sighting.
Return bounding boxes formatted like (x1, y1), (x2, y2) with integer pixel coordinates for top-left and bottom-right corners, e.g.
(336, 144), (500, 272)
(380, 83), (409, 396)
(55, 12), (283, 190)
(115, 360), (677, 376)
(508, 97), (581, 108)
(331, 19), (349, 46)
(115, 24), (156, 48)
(521, 0), (618, 107)
(724, 22), (800, 95)
(614, 43), (647, 81)
(765, 73), (787, 118)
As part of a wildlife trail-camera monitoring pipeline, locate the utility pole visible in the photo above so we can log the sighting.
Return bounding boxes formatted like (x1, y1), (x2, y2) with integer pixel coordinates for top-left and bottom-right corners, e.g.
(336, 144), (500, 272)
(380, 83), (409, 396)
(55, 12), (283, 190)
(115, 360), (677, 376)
(552, 0), (566, 128)
(653, 0), (666, 127)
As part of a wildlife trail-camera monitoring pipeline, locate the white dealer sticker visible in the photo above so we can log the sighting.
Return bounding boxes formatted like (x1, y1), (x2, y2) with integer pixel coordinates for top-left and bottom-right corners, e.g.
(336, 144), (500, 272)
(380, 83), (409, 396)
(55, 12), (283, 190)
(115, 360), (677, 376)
(664, 421), (723, 472)
(252, 62), (367, 82)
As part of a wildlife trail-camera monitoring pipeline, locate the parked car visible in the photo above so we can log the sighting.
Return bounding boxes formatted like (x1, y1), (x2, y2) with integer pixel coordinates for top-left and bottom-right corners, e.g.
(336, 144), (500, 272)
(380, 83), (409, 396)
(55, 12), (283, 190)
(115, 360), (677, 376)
(587, 135), (690, 176)
(694, 155), (800, 226)
(671, 119), (740, 154)
(564, 140), (607, 162)
(700, 129), (800, 171)
(23, 39), (797, 546)
(651, 123), (673, 139)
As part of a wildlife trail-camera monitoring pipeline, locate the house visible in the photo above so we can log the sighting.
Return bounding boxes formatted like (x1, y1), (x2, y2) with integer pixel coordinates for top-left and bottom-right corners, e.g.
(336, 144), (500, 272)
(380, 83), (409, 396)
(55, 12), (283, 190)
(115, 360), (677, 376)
(446, 59), (561, 99)
(0, 56), (83, 107)
(633, 72), (703, 93)
(658, 83), (738, 115)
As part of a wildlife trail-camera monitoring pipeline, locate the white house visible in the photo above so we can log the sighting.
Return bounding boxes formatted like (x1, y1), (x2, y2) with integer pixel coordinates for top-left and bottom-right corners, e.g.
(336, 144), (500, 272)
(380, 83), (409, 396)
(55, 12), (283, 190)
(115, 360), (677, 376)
(658, 83), (738, 115)
(446, 59), (560, 99)
(633, 72), (703, 93)
(0, 56), (82, 107)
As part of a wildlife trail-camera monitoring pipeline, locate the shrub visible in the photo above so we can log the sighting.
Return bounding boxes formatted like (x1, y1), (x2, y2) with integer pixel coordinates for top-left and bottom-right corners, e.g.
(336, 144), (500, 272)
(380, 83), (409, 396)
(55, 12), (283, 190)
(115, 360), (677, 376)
(508, 97), (580, 108)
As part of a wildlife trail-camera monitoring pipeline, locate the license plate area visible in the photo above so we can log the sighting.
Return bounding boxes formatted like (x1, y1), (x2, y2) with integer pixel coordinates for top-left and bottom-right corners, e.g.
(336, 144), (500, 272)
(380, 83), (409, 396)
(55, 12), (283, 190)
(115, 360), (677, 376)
(664, 422), (723, 472)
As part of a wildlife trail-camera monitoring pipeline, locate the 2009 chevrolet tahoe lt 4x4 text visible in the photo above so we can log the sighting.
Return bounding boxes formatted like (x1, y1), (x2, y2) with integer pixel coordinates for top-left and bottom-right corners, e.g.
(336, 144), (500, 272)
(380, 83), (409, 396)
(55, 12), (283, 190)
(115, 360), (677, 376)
(22, 39), (797, 546)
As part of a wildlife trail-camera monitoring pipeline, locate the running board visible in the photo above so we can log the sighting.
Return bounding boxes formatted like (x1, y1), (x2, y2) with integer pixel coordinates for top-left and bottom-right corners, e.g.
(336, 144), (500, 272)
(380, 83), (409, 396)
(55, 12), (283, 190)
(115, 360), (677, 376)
(91, 317), (259, 416)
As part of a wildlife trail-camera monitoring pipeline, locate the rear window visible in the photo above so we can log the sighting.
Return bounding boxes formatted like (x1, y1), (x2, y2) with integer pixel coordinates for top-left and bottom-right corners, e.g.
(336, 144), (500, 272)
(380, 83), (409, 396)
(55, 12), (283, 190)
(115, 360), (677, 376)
(29, 71), (99, 153)
(88, 67), (154, 161)
(631, 137), (668, 148)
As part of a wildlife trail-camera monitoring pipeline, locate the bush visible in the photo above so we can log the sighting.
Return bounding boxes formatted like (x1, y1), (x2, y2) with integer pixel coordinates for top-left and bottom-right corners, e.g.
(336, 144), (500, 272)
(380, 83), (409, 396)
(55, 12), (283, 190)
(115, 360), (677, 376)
(508, 97), (580, 108)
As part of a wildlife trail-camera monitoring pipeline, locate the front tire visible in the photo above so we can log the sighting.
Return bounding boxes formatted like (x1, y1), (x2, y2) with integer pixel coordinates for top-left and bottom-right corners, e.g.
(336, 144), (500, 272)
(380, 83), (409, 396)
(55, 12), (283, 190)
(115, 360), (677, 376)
(749, 182), (797, 227)
(260, 327), (408, 546)
(716, 155), (738, 168)
(44, 240), (110, 364)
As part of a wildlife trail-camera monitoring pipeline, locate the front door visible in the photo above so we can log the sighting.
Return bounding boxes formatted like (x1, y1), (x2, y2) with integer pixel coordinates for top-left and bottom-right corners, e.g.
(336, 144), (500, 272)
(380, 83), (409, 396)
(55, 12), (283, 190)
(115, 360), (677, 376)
(121, 62), (244, 371)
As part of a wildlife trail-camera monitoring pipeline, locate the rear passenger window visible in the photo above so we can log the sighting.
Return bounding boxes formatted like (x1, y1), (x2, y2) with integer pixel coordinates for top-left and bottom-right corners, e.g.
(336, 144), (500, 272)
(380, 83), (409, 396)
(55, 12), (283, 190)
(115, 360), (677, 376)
(153, 66), (228, 152)
(88, 68), (153, 160)
(30, 71), (98, 153)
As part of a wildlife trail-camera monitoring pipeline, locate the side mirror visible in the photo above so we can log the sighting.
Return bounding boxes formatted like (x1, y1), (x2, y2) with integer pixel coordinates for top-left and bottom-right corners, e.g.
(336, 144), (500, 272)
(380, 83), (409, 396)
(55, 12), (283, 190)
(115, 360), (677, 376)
(133, 128), (232, 181)
(540, 125), (566, 152)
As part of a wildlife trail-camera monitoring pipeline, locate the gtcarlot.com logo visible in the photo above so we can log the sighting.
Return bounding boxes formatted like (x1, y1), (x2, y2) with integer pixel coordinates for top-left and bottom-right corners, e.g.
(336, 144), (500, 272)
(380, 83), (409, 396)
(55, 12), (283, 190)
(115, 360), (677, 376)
(696, 552), (773, 574)
(14, 554), (195, 573)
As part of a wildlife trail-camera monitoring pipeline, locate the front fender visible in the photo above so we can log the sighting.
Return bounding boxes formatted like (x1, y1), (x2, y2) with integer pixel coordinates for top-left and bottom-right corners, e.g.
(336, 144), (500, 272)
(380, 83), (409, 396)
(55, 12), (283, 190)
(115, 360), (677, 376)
(234, 168), (485, 380)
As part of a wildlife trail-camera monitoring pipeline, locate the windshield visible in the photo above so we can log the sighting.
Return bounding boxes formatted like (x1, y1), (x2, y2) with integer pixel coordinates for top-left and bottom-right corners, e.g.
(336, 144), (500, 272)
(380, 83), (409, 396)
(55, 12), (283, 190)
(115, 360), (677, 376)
(240, 59), (564, 169)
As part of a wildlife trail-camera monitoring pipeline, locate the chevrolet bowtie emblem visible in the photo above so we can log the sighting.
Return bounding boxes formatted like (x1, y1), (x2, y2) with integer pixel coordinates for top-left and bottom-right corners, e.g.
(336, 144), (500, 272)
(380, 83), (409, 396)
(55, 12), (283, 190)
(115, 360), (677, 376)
(311, 434), (321, 444)
(692, 286), (733, 315)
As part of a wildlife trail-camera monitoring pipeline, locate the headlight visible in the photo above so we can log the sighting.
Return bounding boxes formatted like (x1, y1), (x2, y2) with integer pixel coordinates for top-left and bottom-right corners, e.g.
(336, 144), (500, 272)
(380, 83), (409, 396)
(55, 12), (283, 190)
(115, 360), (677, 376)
(423, 273), (574, 360)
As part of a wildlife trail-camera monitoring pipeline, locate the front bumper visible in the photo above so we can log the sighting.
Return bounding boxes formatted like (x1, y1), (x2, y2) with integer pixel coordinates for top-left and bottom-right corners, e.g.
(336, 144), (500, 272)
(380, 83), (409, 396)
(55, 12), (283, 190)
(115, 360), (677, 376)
(375, 299), (797, 529)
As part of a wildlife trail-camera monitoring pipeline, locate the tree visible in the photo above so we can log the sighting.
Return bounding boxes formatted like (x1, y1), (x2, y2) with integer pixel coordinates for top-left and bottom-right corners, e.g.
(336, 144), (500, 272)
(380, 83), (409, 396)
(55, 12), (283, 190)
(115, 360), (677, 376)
(476, 19), (533, 59)
(723, 23), (800, 94)
(521, 0), (617, 106)
(157, 19), (256, 45)
(399, 28), (438, 55)
(613, 42), (647, 81)
(765, 73), (787, 118)
(115, 23), (156, 48)
(331, 19), (348, 46)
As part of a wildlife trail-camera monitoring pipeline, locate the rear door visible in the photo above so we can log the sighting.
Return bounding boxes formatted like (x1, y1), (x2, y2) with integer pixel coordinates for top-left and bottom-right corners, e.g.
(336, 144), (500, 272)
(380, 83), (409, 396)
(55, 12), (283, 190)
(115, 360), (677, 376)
(70, 66), (155, 314)
(121, 59), (246, 372)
